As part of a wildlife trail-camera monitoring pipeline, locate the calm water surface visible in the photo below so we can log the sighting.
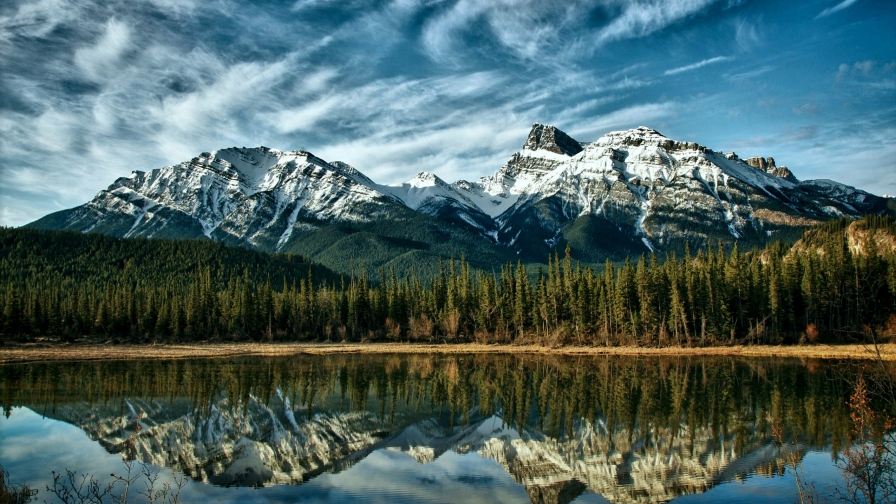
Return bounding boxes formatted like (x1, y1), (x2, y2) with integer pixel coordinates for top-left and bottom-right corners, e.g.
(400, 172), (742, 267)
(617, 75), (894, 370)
(0, 354), (885, 503)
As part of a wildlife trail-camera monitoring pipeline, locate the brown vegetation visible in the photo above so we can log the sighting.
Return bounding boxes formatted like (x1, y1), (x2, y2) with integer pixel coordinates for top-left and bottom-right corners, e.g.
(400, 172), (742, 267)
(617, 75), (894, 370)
(2, 341), (895, 365)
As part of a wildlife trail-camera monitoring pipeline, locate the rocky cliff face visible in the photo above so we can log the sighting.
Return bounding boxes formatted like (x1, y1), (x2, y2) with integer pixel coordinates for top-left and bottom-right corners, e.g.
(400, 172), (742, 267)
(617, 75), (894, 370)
(744, 156), (797, 183)
(29, 123), (893, 267)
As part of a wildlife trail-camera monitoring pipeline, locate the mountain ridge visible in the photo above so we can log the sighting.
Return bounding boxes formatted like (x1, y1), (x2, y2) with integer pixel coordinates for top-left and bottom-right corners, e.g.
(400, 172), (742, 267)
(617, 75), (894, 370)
(29, 123), (895, 274)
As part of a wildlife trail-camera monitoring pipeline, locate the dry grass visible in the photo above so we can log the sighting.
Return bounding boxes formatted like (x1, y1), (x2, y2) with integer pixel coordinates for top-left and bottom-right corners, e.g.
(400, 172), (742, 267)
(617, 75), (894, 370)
(1, 341), (895, 364)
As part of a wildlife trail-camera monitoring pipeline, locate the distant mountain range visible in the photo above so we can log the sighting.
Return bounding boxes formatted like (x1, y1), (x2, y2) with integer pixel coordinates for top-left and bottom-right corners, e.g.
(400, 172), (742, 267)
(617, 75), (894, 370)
(30, 123), (895, 275)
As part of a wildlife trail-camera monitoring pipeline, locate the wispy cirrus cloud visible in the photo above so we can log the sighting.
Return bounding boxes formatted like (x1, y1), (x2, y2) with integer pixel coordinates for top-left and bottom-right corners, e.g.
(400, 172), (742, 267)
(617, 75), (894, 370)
(816, 0), (861, 19)
(591, 0), (721, 48)
(726, 65), (774, 81)
(73, 19), (132, 81)
(664, 56), (732, 76)
(1, 0), (893, 225)
(422, 0), (724, 65)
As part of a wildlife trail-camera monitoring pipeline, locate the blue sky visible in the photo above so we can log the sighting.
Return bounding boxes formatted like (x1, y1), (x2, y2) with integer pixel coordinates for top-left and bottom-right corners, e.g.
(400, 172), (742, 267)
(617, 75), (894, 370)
(1, 0), (894, 226)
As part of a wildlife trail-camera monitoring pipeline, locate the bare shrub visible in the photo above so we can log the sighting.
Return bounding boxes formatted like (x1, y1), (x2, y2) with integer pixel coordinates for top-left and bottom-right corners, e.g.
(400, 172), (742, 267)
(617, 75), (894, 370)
(881, 314), (896, 343)
(44, 459), (186, 504)
(836, 375), (896, 504)
(1, 462), (37, 503)
(805, 323), (820, 344)
(384, 318), (401, 340)
(473, 329), (493, 344)
(408, 314), (434, 342)
(443, 310), (461, 340)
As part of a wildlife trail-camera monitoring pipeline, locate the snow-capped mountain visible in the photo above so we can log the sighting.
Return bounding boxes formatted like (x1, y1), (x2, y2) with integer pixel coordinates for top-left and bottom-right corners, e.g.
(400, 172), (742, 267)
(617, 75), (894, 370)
(449, 124), (892, 260)
(31, 147), (412, 251)
(29, 123), (894, 269)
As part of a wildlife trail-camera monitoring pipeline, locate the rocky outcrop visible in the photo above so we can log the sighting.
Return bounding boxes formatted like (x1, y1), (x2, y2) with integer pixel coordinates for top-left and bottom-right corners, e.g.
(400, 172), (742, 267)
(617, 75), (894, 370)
(524, 123), (584, 156)
(745, 156), (798, 183)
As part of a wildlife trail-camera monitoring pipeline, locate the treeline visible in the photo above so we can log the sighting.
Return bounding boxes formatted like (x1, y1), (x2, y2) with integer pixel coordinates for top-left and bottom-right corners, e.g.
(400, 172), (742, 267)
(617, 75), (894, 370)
(1, 216), (895, 345)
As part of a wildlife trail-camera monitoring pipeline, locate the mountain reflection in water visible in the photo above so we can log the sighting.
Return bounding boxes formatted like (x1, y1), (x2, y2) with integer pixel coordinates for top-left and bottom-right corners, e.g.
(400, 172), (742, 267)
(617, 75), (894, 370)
(0, 354), (882, 503)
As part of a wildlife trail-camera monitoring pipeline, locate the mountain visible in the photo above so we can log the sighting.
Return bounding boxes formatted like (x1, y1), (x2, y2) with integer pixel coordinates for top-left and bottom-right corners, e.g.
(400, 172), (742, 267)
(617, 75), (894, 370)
(449, 125), (893, 262)
(29, 123), (894, 274)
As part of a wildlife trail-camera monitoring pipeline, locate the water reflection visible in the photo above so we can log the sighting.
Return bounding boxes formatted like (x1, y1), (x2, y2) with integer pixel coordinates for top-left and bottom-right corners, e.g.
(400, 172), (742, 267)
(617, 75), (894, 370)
(0, 355), (883, 503)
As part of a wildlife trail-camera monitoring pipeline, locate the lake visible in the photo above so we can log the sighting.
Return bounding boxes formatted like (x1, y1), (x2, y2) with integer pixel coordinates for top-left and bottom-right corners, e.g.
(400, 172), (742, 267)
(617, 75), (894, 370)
(0, 354), (890, 503)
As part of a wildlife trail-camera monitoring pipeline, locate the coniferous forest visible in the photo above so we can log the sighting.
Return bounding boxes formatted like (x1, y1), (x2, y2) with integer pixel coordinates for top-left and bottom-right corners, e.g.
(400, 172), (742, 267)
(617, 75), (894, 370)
(1, 216), (895, 346)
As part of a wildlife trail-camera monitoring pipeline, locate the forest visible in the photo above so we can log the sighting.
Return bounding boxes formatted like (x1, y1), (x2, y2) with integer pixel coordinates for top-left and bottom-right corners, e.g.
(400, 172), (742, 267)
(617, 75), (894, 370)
(1, 216), (894, 346)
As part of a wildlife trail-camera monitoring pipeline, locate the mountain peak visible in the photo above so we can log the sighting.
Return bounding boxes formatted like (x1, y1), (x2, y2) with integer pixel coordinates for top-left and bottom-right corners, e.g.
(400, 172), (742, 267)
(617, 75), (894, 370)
(605, 126), (668, 141)
(408, 171), (446, 188)
(523, 123), (583, 156)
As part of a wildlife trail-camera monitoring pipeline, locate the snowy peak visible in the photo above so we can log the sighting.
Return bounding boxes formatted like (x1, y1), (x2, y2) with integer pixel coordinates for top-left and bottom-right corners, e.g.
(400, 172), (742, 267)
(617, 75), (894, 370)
(329, 160), (376, 185)
(594, 126), (674, 149)
(523, 123), (583, 156)
(407, 171), (445, 188)
(383, 171), (480, 212)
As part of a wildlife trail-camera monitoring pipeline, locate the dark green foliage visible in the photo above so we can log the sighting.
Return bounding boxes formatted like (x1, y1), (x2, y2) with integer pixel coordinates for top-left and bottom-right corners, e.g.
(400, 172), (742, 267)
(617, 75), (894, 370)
(0, 228), (337, 290)
(280, 214), (518, 278)
(560, 214), (649, 264)
(1, 216), (894, 345)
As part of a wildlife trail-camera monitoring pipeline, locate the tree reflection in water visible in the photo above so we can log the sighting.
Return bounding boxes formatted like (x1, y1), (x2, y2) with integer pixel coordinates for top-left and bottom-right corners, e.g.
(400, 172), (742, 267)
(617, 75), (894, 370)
(1, 355), (893, 504)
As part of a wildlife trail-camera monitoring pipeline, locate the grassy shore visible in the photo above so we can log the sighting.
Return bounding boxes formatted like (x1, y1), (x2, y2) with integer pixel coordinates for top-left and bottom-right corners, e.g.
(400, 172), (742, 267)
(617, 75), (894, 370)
(1, 341), (894, 364)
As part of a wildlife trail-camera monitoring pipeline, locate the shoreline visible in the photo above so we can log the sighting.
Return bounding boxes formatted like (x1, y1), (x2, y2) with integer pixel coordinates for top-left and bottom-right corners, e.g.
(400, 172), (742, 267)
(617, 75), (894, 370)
(1, 341), (894, 364)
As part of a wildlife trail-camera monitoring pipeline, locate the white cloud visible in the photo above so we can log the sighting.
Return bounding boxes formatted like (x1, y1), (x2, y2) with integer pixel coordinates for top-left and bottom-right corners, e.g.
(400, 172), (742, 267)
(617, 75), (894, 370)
(422, 0), (722, 65)
(571, 102), (678, 140)
(316, 116), (529, 184)
(733, 17), (762, 51)
(664, 56), (732, 76)
(726, 65), (773, 82)
(816, 0), (861, 19)
(834, 60), (876, 82)
(834, 62), (850, 81)
(421, 0), (488, 64)
(0, 0), (84, 42)
(267, 95), (343, 134)
(592, 0), (720, 47)
(73, 18), (132, 81)
(854, 60), (874, 75)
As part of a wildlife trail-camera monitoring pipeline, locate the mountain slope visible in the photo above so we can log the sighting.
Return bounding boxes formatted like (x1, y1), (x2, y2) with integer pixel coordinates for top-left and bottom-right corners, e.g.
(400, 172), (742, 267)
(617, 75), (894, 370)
(452, 125), (893, 262)
(29, 123), (894, 273)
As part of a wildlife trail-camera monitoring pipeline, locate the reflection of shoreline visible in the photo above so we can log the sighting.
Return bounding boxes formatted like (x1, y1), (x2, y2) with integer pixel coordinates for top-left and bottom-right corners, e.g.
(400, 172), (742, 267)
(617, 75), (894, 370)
(33, 398), (808, 504)
(3, 341), (894, 364)
(4, 355), (882, 503)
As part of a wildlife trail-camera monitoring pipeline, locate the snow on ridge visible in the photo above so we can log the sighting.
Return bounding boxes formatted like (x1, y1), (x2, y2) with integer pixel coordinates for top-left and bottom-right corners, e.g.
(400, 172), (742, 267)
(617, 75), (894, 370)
(408, 171), (441, 188)
(518, 148), (573, 163)
(69, 123), (879, 249)
(380, 172), (480, 212)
